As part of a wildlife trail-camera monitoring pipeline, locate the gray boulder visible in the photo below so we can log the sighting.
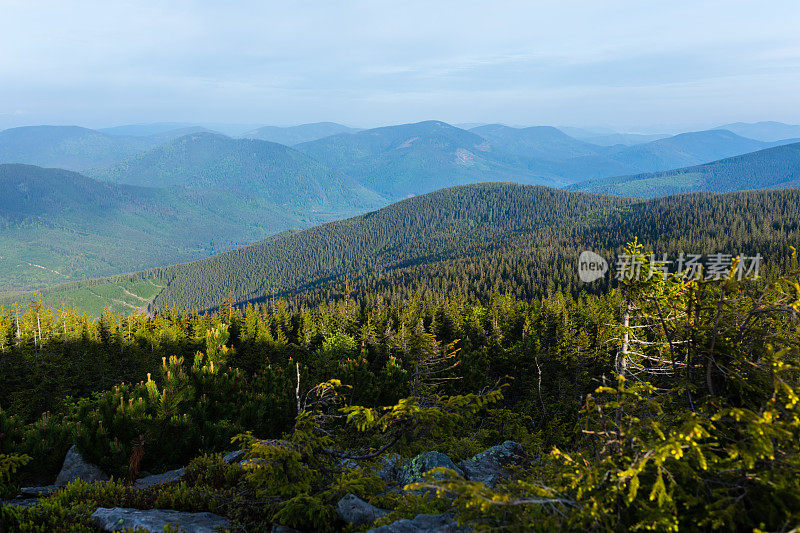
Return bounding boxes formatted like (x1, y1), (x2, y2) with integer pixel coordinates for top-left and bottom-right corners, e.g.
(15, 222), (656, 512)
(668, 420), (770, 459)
(54, 445), (108, 486)
(336, 493), (389, 526)
(457, 441), (525, 487)
(134, 467), (186, 489)
(366, 513), (468, 532)
(397, 451), (464, 486)
(374, 453), (403, 484)
(90, 507), (230, 532)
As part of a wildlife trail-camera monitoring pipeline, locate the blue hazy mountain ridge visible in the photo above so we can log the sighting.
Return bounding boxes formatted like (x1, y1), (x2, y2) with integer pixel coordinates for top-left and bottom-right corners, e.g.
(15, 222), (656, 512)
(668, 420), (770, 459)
(293, 121), (797, 196)
(604, 129), (774, 173)
(475, 126), (786, 182)
(579, 132), (672, 146)
(714, 121), (800, 142)
(556, 126), (671, 146)
(0, 125), (164, 171)
(87, 132), (385, 212)
(99, 123), (200, 136)
(566, 141), (800, 198)
(241, 122), (360, 145)
(469, 124), (604, 159)
(4, 119), (800, 295)
(294, 120), (565, 197)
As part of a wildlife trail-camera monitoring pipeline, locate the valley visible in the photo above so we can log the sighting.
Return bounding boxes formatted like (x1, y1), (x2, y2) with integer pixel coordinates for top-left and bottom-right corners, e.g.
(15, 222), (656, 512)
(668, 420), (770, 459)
(4, 119), (800, 300)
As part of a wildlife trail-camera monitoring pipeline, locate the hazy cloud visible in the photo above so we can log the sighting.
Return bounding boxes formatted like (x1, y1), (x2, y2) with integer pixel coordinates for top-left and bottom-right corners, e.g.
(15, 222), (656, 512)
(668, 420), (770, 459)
(1, 0), (798, 131)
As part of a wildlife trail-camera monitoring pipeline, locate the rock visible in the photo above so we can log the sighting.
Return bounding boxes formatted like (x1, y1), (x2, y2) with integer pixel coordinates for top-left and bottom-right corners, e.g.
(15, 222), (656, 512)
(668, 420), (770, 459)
(54, 445), (108, 486)
(271, 525), (301, 533)
(374, 453), (403, 484)
(366, 513), (468, 532)
(336, 493), (389, 526)
(19, 485), (59, 497)
(90, 507), (230, 532)
(397, 451), (464, 486)
(134, 467), (186, 489)
(457, 441), (525, 487)
(222, 450), (244, 464)
(0, 497), (41, 508)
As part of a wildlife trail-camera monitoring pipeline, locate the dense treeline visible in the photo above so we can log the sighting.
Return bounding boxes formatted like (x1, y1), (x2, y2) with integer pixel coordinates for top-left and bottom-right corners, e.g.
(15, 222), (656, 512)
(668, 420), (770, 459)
(142, 185), (800, 312)
(0, 286), (615, 438)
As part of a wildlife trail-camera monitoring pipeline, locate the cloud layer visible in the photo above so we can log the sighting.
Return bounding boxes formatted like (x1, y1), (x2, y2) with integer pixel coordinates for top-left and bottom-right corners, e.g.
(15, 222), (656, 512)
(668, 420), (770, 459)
(1, 0), (798, 131)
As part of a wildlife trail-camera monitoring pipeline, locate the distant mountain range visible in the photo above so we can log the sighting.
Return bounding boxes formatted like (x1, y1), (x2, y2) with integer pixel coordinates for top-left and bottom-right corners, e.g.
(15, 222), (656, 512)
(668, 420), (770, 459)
(557, 126), (671, 146)
(472, 124), (791, 182)
(568, 142), (800, 197)
(2, 121), (795, 192)
(296, 120), (564, 197)
(713, 121), (800, 142)
(3, 119), (800, 297)
(0, 126), (162, 171)
(241, 122), (360, 145)
(471, 124), (601, 159)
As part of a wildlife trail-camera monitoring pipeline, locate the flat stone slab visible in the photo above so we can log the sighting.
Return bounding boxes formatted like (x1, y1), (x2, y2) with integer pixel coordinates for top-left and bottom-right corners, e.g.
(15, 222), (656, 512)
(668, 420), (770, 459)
(134, 468), (186, 489)
(19, 485), (59, 497)
(90, 507), (230, 532)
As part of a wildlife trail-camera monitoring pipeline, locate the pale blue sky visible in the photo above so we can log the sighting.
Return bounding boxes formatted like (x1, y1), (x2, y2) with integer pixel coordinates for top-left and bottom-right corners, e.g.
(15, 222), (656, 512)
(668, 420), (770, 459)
(1, 0), (799, 132)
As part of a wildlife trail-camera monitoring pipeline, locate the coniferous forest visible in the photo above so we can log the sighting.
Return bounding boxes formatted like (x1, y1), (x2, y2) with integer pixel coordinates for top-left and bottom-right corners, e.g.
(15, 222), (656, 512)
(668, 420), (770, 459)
(1, 238), (799, 531)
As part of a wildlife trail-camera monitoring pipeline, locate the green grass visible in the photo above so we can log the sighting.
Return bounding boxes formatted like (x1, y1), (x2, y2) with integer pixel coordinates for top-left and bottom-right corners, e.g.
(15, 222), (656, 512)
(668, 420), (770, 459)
(6, 279), (167, 317)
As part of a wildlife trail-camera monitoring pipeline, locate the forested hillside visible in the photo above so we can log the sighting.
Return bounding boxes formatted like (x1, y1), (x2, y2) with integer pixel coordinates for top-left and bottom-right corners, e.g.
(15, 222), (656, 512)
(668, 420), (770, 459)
(470, 124), (602, 159)
(505, 129), (781, 183)
(295, 121), (559, 196)
(144, 183), (629, 310)
(569, 142), (800, 197)
(142, 185), (800, 311)
(19, 183), (800, 317)
(89, 133), (383, 211)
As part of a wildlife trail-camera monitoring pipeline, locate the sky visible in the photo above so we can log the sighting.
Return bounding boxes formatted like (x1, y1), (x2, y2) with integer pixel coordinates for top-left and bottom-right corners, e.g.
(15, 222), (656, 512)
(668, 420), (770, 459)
(1, 0), (799, 133)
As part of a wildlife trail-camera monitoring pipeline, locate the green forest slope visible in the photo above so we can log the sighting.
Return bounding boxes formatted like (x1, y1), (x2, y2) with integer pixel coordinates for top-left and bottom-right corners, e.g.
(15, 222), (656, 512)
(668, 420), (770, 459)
(568, 142), (800, 197)
(14, 183), (800, 316)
